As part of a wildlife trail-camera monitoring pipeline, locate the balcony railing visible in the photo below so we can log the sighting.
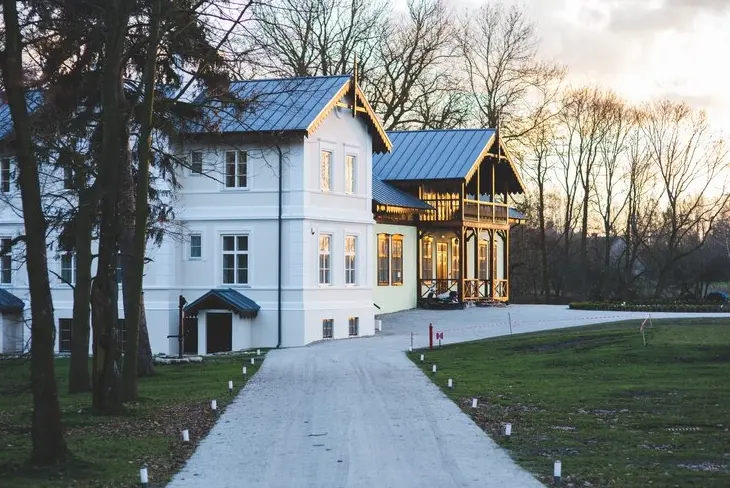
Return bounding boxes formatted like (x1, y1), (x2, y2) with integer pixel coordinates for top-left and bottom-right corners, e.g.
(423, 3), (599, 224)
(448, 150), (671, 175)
(420, 196), (509, 225)
(419, 279), (458, 298)
(420, 278), (509, 301)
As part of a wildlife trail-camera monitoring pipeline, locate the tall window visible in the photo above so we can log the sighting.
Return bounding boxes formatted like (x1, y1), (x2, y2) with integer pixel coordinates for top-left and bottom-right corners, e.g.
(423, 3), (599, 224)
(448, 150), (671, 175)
(391, 235), (403, 285)
(478, 242), (488, 279)
(222, 235), (249, 285)
(1, 237), (11, 284)
(322, 318), (334, 339)
(190, 234), (202, 259)
(59, 319), (72, 353)
(377, 234), (390, 285)
(345, 154), (356, 194)
(225, 151), (247, 188)
(116, 253), (123, 285)
(320, 150), (331, 191)
(348, 317), (359, 337)
(319, 234), (331, 285)
(345, 235), (356, 285)
(450, 238), (460, 279)
(191, 151), (203, 175)
(63, 167), (74, 189)
(118, 319), (127, 352)
(421, 238), (433, 279)
(1, 158), (10, 193)
(60, 251), (76, 284)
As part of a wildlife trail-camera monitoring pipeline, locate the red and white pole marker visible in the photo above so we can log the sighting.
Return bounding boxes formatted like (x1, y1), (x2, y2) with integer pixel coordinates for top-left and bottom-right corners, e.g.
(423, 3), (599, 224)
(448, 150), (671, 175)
(554, 460), (562, 485)
(471, 398), (478, 408)
(429, 323), (434, 350)
(228, 380), (233, 393)
(182, 429), (190, 442)
(447, 378), (453, 389)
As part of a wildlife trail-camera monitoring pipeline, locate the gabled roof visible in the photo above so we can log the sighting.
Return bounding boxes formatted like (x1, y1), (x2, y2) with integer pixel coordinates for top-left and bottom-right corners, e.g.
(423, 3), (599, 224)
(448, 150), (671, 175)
(0, 289), (24, 314)
(372, 129), (525, 193)
(0, 90), (44, 141)
(185, 75), (391, 153)
(372, 176), (431, 210)
(184, 288), (260, 319)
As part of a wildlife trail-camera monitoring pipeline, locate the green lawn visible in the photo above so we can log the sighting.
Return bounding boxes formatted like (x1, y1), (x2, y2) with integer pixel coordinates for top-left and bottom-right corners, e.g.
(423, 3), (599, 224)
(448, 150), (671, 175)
(0, 353), (264, 487)
(409, 318), (730, 487)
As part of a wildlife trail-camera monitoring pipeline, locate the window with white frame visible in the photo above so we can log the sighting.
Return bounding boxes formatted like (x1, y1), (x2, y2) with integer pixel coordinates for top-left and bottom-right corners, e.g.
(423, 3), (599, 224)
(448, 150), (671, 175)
(1, 158), (10, 193)
(348, 317), (359, 337)
(322, 318), (334, 339)
(225, 151), (247, 188)
(0, 237), (11, 284)
(222, 235), (249, 285)
(320, 150), (332, 191)
(190, 233), (202, 259)
(377, 233), (390, 285)
(318, 234), (331, 285)
(391, 235), (403, 285)
(191, 150), (203, 175)
(345, 235), (356, 285)
(345, 154), (356, 194)
(60, 251), (76, 284)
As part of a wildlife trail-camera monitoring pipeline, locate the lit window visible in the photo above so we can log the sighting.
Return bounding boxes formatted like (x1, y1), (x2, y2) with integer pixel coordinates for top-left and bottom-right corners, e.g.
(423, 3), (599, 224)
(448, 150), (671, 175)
(225, 151), (247, 188)
(421, 238), (433, 279)
(391, 235), (403, 285)
(348, 317), (359, 337)
(345, 155), (356, 194)
(222, 235), (249, 284)
(451, 238), (459, 279)
(319, 234), (331, 285)
(478, 242), (488, 279)
(191, 151), (203, 175)
(1, 158), (10, 193)
(190, 234), (202, 259)
(345, 235), (356, 285)
(377, 234), (390, 285)
(1, 237), (11, 284)
(323, 318), (334, 339)
(59, 319), (72, 353)
(320, 150), (331, 191)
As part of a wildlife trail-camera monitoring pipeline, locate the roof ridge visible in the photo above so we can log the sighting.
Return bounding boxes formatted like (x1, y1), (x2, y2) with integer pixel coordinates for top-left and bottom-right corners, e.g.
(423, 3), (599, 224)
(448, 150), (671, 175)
(229, 74), (352, 84)
(386, 128), (495, 133)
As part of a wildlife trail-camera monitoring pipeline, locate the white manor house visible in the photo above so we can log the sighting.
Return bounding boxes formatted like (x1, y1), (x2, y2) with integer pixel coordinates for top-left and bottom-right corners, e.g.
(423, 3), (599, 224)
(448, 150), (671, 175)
(0, 74), (524, 355)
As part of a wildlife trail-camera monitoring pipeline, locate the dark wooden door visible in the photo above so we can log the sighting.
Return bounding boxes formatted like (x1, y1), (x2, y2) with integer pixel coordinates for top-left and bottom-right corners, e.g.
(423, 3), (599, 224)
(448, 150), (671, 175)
(206, 313), (232, 354)
(183, 316), (198, 354)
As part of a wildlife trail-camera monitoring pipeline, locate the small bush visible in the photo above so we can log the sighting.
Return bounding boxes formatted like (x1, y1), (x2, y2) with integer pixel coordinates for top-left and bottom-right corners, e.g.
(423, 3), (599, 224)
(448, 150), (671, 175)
(569, 302), (725, 313)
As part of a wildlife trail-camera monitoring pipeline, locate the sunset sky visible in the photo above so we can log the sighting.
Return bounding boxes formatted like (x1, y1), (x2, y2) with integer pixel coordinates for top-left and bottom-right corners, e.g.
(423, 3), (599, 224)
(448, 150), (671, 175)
(460, 0), (730, 132)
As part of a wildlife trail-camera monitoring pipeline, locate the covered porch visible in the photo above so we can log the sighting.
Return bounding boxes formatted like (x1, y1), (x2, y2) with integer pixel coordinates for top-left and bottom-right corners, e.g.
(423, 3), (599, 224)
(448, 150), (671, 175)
(417, 226), (509, 307)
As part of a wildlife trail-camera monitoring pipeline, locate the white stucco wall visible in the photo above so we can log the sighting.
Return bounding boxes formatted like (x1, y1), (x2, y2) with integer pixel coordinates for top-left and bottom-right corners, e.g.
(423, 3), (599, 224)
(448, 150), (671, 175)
(373, 223), (417, 314)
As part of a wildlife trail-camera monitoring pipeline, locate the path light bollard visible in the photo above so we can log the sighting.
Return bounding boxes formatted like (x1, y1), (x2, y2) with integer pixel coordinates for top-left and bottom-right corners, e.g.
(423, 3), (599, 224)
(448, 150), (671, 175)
(182, 429), (190, 442)
(251, 358), (255, 365)
(471, 398), (478, 408)
(554, 460), (562, 485)
(257, 349), (261, 356)
(432, 364), (437, 374)
(139, 465), (149, 487)
(420, 354), (424, 362)
(447, 378), (453, 389)
(504, 423), (512, 438)
(242, 366), (247, 376)
(228, 380), (233, 393)
(211, 399), (217, 412)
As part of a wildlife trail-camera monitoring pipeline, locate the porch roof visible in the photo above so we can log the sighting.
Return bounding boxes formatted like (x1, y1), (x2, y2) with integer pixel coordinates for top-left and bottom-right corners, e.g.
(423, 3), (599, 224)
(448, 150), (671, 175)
(184, 288), (260, 319)
(372, 176), (431, 210)
(0, 289), (24, 313)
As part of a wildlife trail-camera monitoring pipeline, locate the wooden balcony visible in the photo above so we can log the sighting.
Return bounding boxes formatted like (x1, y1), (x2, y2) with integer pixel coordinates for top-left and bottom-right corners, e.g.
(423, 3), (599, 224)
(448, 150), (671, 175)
(419, 196), (509, 226)
(419, 278), (509, 302)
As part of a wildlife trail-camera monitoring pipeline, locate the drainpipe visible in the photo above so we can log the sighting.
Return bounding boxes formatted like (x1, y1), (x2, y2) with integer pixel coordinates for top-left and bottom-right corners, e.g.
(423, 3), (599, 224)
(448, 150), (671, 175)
(277, 145), (283, 348)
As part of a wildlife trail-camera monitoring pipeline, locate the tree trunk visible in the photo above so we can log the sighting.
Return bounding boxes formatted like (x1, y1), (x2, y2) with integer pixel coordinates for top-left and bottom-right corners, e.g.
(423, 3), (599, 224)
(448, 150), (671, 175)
(137, 292), (155, 377)
(1, 0), (68, 463)
(537, 182), (550, 303)
(68, 189), (94, 393)
(92, 0), (130, 414)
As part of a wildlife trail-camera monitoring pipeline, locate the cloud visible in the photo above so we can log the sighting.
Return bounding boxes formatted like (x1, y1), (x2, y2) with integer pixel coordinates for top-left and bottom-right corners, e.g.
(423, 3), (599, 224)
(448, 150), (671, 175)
(608, 0), (730, 32)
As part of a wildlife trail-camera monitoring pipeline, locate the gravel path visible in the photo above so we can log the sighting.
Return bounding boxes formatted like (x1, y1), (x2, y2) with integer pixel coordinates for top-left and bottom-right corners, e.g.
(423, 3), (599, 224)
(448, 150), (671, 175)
(168, 305), (730, 488)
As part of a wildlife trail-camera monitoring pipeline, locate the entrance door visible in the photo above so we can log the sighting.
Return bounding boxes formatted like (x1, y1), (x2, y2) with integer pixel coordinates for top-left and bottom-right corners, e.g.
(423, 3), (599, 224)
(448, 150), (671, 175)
(183, 316), (198, 354)
(436, 242), (448, 280)
(206, 312), (232, 354)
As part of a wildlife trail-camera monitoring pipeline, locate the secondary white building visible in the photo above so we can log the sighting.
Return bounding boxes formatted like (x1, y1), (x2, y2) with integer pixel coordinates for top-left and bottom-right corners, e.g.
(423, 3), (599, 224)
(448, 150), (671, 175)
(0, 74), (525, 356)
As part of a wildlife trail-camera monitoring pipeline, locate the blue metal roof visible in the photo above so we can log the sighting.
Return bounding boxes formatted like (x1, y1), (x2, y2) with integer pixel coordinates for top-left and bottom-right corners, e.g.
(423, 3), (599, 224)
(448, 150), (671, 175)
(372, 176), (431, 210)
(0, 90), (44, 141)
(373, 129), (495, 181)
(184, 288), (260, 319)
(509, 208), (526, 221)
(187, 75), (351, 134)
(0, 289), (24, 313)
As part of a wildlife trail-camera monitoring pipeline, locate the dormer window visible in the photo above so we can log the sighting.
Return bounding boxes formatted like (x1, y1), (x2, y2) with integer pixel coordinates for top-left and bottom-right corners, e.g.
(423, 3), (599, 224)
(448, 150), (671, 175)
(1, 158), (10, 193)
(225, 151), (247, 188)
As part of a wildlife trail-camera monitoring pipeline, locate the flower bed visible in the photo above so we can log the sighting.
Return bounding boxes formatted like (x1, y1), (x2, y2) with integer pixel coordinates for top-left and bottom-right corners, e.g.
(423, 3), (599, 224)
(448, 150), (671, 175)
(569, 302), (727, 313)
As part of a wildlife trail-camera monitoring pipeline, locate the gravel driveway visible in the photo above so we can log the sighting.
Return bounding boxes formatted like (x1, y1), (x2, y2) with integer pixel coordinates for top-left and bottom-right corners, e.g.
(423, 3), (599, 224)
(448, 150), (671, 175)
(168, 305), (730, 488)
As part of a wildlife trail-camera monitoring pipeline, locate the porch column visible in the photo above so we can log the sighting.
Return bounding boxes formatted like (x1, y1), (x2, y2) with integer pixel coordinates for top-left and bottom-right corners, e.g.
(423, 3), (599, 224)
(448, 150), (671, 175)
(197, 312), (207, 355)
(491, 229), (497, 300)
(0, 314), (4, 353)
(505, 229), (510, 301)
(416, 229), (422, 303)
(458, 227), (465, 303)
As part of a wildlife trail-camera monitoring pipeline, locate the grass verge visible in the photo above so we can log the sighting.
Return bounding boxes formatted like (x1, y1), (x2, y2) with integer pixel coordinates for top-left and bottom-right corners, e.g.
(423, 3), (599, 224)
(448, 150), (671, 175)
(409, 318), (730, 487)
(0, 352), (265, 487)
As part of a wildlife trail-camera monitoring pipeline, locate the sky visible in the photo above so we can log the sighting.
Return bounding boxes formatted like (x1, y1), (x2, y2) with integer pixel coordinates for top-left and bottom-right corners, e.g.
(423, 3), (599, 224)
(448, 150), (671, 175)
(459, 0), (730, 132)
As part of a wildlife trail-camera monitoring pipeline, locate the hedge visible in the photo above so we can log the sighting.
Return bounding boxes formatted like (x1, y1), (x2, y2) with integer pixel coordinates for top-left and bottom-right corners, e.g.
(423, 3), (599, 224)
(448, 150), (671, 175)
(569, 302), (728, 313)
